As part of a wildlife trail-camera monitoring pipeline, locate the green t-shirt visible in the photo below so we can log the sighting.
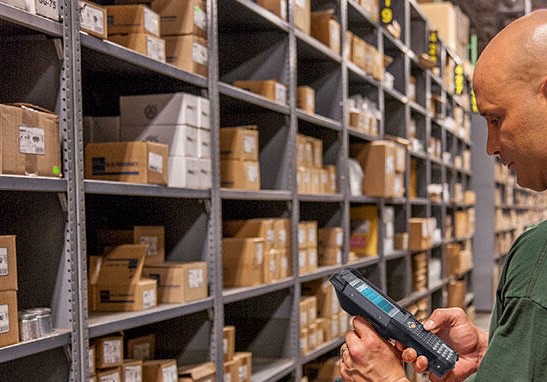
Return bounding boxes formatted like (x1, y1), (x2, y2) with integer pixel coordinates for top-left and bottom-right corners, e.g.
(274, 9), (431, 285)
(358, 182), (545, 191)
(467, 220), (547, 381)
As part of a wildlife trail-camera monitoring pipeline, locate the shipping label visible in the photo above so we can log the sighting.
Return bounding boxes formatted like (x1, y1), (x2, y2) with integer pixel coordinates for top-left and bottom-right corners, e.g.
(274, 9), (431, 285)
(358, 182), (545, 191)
(79, 2), (105, 35)
(143, 7), (160, 36)
(192, 42), (208, 65)
(256, 243), (263, 266)
(309, 249), (317, 266)
(139, 236), (158, 257)
(188, 268), (203, 289)
(238, 365), (248, 381)
(281, 257), (288, 273)
(103, 340), (122, 365)
(132, 342), (151, 360)
(0, 248), (8, 276)
(148, 152), (163, 174)
(246, 163), (258, 182)
(142, 289), (156, 309)
(299, 250), (306, 267)
(243, 134), (256, 154)
(223, 338), (228, 355)
(19, 126), (45, 155)
(162, 364), (178, 382)
(123, 365), (142, 382)
(0, 304), (9, 334)
(278, 229), (287, 245)
(224, 372), (232, 382)
(146, 36), (165, 62)
(266, 229), (275, 244)
(194, 5), (207, 32)
(274, 83), (287, 104)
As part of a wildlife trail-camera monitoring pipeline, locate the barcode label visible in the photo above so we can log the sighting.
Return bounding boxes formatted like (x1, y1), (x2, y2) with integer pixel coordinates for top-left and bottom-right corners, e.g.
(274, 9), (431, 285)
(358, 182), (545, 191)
(194, 5), (206, 31)
(123, 365), (142, 382)
(0, 304), (9, 334)
(148, 152), (163, 174)
(188, 268), (203, 289)
(143, 7), (159, 36)
(243, 135), (255, 153)
(142, 289), (156, 309)
(162, 364), (177, 382)
(192, 42), (208, 65)
(139, 236), (158, 257)
(19, 126), (45, 155)
(0, 250), (8, 276)
(103, 340), (121, 365)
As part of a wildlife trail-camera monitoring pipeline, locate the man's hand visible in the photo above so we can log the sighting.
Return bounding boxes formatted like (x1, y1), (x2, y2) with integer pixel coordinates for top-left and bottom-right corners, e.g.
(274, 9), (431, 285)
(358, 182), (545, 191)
(340, 316), (410, 382)
(400, 308), (488, 382)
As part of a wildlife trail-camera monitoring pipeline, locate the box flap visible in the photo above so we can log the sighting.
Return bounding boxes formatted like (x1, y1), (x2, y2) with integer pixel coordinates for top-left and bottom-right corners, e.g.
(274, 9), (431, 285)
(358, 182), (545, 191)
(178, 362), (216, 379)
(96, 244), (147, 285)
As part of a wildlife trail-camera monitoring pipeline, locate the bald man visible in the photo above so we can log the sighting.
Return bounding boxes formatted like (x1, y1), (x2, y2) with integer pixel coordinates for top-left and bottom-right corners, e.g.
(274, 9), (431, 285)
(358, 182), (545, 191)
(339, 10), (547, 382)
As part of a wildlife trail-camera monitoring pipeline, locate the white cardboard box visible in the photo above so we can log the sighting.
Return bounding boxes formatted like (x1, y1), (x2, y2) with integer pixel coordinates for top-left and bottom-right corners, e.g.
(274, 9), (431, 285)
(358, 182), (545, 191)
(120, 92), (199, 128)
(197, 96), (210, 130)
(168, 156), (200, 189)
(122, 124), (198, 157)
(198, 128), (211, 159)
(197, 158), (212, 189)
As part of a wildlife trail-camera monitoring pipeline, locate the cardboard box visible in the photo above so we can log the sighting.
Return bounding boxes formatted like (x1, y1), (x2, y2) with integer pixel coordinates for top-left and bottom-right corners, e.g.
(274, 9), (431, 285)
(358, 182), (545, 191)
(94, 336), (124, 369)
(297, 86), (315, 113)
(272, 219), (290, 249)
(263, 249), (277, 283)
(165, 35), (208, 77)
(123, 360), (143, 382)
(0, 290), (18, 347)
(351, 33), (367, 69)
(152, 0), (207, 37)
(294, 0), (311, 34)
(108, 32), (166, 62)
(126, 124), (198, 157)
(233, 80), (287, 105)
(219, 126), (259, 161)
(168, 156), (200, 189)
(299, 298), (310, 327)
(349, 205), (378, 257)
(394, 232), (409, 250)
(279, 249), (291, 279)
(447, 280), (466, 309)
(257, 0), (287, 20)
(0, 236), (17, 292)
(222, 238), (264, 287)
(297, 166), (311, 194)
(178, 362), (216, 382)
(197, 128), (210, 158)
(324, 165), (337, 193)
(352, 141), (400, 198)
(311, 10), (340, 55)
(85, 141), (168, 185)
(0, 103), (61, 177)
(79, 1), (108, 39)
(143, 359), (178, 382)
(89, 345), (96, 376)
(106, 5), (160, 37)
(120, 93), (199, 128)
(34, 0), (60, 20)
(83, 116), (120, 144)
(297, 223), (307, 249)
(318, 227), (343, 248)
(409, 218), (433, 251)
(306, 221), (317, 248)
(318, 246), (341, 266)
(96, 367), (122, 382)
(97, 226), (165, 265)
(223, 219), (274, 249)
(298, 248), (308, 274)
(223, 361), (236, 382)
(311, 138), (323, 168)
(220, 159), (260, 190)
(419, 3), (457, 55)
(301, 279), (338, 318)
(142, 261), (208, 304)
(307, 247), (318, 272)
(233, 353), (252, 382)
(300, 327), (309, 354)
(127, 334), (155, 361)
(197, 158), (211, 189)
(223, 326), (235, 362)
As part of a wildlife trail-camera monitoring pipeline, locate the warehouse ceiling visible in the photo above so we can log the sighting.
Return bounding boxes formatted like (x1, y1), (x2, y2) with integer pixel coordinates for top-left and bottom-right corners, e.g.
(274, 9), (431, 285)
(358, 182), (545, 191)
(451, 0), (547, 54)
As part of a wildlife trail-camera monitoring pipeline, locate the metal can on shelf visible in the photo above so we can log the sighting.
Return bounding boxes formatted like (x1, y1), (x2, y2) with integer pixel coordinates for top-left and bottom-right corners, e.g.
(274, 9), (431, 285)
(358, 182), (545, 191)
(18, 311), (40, 342)
(25, 307), (52, 337)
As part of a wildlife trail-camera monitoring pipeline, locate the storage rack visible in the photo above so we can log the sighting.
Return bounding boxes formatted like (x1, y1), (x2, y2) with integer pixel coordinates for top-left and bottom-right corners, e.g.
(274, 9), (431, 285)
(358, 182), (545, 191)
(0, 0), (475, 381)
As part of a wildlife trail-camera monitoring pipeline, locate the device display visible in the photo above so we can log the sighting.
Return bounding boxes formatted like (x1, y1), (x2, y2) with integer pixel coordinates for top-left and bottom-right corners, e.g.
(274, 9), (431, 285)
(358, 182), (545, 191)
(329, 268), (458, 377)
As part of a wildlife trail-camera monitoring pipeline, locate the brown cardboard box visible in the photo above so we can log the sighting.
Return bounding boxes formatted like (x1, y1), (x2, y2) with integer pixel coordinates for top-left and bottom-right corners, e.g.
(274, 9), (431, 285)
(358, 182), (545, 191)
(308, 321), (317, 350)
(85, 142), (168, 185)
(233, 80), (287, 105)
(89, 345), (96, 376)
(165, 35), (208, 77)
(79, 1), (108, 39)
(324, 165), (337, 194)
(297, 86), (315, 113)
(152, 0), (207, 37)
(298, 249), (308, 274)
(94, 278), (157, 312)
(223, 219), (274, 251)
(0, 104), (61, 177)
(296, 134), (309, 166)
(307, 247), (318, 272)
(297, 166), (311, 194)
(178, 362), (216, 382)
(278, 249), (291, 279)
(143, 359), (178, 382)
(349, 205), (378, 257)
(315, 318), (326, 346)
(454, 210), (468, 238)
(96, 244), (147, 285)
(106, 5), (160, 37)
(305, 221), (318, 248)
(394, 232), (409, 251)
(142, 262), (208, 304)
(223, 326), (235, 362)
(96, 367), (122, 382)
(123, 359), (143, 382)
(301, 279), (338, 318)
(294, 0), (311, 34)
(223, 361), (236, 382)
(127, 334), (156, 361)
(233, 353), (252, 382)
(311, 138), (323, 169)
(351, 33), (367, 70)
(299, 298), (310, 328)
(409, 218), (433, 251)
(318, 227), (343, 248)
(96, 226), (165, 265)
(220, 159), (260, 191)
(94, 336), (124, 369)
(108, 33), (166, 62)
(257, 0), (287, 20)
(300, 327), (309, 354)
(0, 236), (17, 292)
(352, 141), (399, 198)
(273, 219), (290, 249)
(310, 10), (340, 55)
(0, 290), (18, 347)
(222, 238), (264, 287)
(318, 246), (341, 266)
(219, 126), (259, 161)
(447, 280), (466, 309)
(263, 249), (277, 284)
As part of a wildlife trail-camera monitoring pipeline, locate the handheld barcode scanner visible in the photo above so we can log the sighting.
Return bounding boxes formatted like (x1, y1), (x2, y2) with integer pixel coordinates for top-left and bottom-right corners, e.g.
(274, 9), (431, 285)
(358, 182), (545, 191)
(329, 268), (458, 378)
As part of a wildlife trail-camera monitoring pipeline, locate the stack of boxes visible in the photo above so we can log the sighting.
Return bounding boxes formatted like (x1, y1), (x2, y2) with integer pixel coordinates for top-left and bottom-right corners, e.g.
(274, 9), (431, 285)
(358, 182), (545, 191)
(345, 32), (384, 81)
(411, 252), (428, 292)
(409, 217), (437, 251)
(106, 4), (166, 63)
(349, 205), (378, 258)
(346, 95), (381, 136)
(298, 221), (318, 275)
(310, 9), (340, 55)
(317, 227), (343, 267)
(0, 235), (18, 349)
(297, 134), (337, 194)
(297, 86), (316, 114)
(220, 126), (260, 191)
(152, 0), (208, 77)
(2, 0), (60, 20)
(453, 208), (475, 239)
(444, 243), (473, 277)
(221, 327), (252, 382)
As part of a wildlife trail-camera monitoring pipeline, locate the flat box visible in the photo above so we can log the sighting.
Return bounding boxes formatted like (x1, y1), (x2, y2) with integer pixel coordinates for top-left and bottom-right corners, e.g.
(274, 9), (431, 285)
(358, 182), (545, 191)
(105, 5), (160, 37)
(318, 246), (341, 266)
(294, 0), (310, 34)
(197, 128), (210, 159)
(109, 32), (165, 62)
(223, 326), (235, 363)
(220, 159), (260, 191)
(96, 227), (165, 265)
(409, 218), (432, 251)
(0, 236), (17, 291)
(233, 353), (252, 382)
(94, 278), (157, 312)
(351, 33), (366, 70)
(96, 367), (122, 382)
(168, 156), (200, 189)
(233, 80), (287, 105)
(219, 126), (259, 161)
(127, 334), (155, 361)
(178, 362), (216, 382)
(120, 93), (199, 128)
(297, 86), (315, 113)
(79, 1), (108, 39)
(222, 238), (264, 287)
(151, 0), (206, 37)
(0, 290), (18, 348)
(85, 141), (168, 185)
(125, 124), (198, 157)
(223, 361), (236, 382)
(310, 10), (340, 55)
(34, 0), (60, 20)
(318, 227), (343, 248)
(273, 218), (290, 249)
(349, 205), (378, 257)
(0, 103), (61, 177)
(143, 359), (178, 382)
(257, 0), (287, 20)
(165, 35), (208, 78)
(83, 116), (120, 144)
(94, 336), (124, 369)
(123, 360), (143, 382)
(142, 261), (208, 304)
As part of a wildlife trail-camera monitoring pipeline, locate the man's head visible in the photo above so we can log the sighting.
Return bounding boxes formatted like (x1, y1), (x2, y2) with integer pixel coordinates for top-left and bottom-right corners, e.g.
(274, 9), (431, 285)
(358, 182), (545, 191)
(473, 10), (547, 191)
